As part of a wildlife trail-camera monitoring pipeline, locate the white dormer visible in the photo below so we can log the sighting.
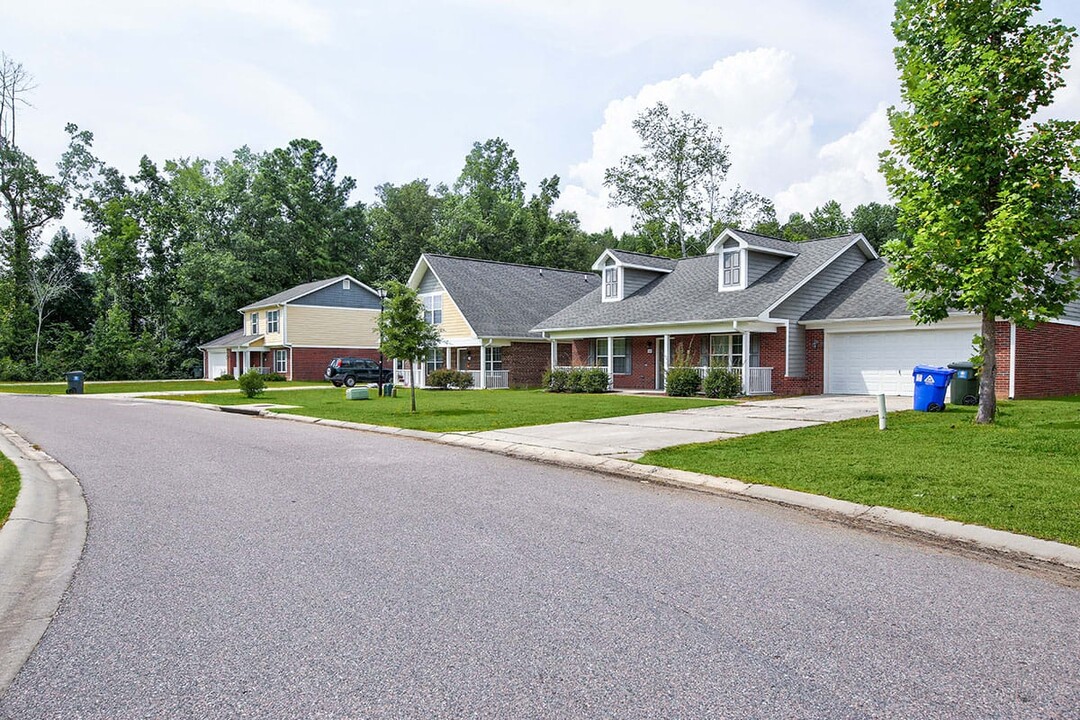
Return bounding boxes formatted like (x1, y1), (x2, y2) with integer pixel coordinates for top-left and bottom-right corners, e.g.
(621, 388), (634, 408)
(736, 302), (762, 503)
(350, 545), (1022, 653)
(591, 249), (675, 303)
(707, 229), (799, 293)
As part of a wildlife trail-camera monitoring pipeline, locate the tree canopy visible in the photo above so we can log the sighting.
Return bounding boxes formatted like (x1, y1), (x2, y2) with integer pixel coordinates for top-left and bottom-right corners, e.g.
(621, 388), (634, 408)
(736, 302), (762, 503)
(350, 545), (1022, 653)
(881, 0), (1080, 423)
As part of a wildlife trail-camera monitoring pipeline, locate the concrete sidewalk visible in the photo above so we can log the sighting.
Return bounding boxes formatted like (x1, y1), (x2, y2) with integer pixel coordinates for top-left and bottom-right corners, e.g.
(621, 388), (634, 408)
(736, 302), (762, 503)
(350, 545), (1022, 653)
(468, 395), (912, 459)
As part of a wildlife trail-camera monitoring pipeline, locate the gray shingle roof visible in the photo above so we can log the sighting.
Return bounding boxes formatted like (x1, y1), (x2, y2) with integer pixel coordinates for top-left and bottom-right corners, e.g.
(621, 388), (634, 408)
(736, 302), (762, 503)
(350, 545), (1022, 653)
(725, 229), (804, 254)
(535, 235), (864, 331)
(802, 259), (911, 321)
(607, 249), (678, 272)
(199, 328), (263, 348)
(423, 255), (598, 338)
(239, 276), (351, 312)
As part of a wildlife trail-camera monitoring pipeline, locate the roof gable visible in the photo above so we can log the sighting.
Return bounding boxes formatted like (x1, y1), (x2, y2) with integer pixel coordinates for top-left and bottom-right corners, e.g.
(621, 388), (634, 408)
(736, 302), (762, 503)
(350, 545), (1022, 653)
(239, 274), (380, 312)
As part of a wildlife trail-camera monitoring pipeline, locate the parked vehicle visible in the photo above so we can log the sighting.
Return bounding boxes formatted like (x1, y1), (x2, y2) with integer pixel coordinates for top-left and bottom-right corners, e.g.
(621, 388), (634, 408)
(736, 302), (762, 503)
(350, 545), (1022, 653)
(325, 357), (391, 387)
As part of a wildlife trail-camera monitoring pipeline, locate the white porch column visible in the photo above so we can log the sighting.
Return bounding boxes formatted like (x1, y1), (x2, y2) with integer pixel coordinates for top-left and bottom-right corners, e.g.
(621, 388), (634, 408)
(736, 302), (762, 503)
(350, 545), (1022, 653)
(479, 343), (487, 389)
(244, 350), (251, 376)
(445, 347), (451, 369)
(550, 340), (557, 370)
(606, 335), (614, 390)
(233, 350), (240, 378)
(741, 330), (751, 394)
(663, 335), (671, 390)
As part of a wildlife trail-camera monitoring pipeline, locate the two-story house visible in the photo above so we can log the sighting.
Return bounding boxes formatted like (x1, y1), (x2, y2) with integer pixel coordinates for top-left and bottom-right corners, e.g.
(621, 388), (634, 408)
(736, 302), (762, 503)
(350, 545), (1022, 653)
(198, 275), (383, 381)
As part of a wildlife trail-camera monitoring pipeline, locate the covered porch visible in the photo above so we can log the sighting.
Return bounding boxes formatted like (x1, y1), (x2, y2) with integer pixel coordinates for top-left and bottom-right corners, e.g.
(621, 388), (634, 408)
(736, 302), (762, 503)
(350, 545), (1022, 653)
(544, 323), (778, 396)
(394, 340), (511, 389)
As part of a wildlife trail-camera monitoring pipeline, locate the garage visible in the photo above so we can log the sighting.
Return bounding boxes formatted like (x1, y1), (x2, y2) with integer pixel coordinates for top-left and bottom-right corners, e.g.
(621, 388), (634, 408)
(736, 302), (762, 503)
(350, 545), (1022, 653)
(825, 326), (978, 395)
(207, 349), (229, 379)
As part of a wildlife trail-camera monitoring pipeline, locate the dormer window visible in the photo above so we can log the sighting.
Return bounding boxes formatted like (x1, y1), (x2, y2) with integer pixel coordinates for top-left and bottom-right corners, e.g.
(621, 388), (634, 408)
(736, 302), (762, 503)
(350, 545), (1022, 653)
(722, 249), (741, 287)
(603, 266), (619, 298)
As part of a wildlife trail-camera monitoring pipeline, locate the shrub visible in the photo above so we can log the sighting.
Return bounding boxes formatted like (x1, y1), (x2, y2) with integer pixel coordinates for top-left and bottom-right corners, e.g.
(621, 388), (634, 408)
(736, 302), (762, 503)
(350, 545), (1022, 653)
(215, 373), (234, 381)
(263, 372), (287, 382)
(581, 367), (610, 393)
(665, 366), (701, 396)
(238, 370), (266, 398)
(426, 369), (473, 389)
(565, 369), (585, 393)
(543, 368), (569, 393)
(703, 367), (741, 398)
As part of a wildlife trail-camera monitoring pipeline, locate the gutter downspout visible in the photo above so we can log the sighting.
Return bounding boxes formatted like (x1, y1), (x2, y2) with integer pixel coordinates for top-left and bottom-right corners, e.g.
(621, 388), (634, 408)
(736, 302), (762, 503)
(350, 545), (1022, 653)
(1009, 321), (1016, 400)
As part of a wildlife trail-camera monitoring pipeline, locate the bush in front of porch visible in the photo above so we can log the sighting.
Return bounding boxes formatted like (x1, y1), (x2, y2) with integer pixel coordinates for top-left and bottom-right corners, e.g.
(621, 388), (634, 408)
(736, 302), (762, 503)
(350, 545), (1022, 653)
(543, 367), (609, 393)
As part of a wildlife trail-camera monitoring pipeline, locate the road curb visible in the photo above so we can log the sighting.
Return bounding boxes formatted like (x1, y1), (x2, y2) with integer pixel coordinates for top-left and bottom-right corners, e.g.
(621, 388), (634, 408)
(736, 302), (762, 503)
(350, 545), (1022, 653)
(254, 409), (1080, 574)
(0, 424), (88, 697)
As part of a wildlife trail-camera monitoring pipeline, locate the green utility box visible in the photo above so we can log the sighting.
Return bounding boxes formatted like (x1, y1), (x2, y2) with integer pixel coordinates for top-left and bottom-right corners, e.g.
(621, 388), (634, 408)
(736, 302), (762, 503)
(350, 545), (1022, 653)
(947, 361), (979, 406)
(345, 387), (369, 400)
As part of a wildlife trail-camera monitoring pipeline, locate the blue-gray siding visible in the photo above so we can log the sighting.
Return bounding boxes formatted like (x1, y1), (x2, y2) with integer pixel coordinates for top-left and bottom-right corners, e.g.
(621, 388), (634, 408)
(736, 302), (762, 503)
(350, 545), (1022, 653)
(291, 278), (381, 309)
(747, 252), (785, 286)
(771, 243), (869, 377)
(417, 270), (443, 295)
(623, 268), (660, 297)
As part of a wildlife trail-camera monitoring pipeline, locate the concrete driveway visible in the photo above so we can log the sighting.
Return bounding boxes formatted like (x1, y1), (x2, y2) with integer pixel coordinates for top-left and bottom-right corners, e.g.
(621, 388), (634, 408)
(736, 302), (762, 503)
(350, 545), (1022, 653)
(469, 394), (911, 459)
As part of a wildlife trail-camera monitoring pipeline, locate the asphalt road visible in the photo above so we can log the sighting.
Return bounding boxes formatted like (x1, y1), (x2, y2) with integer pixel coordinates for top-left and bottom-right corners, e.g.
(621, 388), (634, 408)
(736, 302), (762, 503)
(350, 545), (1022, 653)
(0, 395), (1077, 719)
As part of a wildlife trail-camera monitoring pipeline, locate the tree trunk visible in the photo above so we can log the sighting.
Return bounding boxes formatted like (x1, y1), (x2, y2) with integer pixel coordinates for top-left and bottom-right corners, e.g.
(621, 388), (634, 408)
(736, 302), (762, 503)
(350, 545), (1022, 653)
(34, 305), (43, 366)
(975, 310), (997, 424)
(410, 362), (417, 413)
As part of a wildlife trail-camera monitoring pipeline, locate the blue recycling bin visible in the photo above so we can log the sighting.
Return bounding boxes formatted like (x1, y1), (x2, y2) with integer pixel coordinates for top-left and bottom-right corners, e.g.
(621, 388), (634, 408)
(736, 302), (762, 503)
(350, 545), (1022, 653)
(912, 365), (955, 412)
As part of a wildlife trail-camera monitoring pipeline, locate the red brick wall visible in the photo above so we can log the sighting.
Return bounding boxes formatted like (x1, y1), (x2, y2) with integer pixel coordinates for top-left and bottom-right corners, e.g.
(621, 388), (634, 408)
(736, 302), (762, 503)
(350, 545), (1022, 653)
(290, 347), (382, 381)
(557, 343), (572, 366)
(763, 327), (824, 396)
(571, 340), (592, 366)
(1001, 321), (1080, 399)
(612, 336), (661, 390)
(504, 342), (551, 388)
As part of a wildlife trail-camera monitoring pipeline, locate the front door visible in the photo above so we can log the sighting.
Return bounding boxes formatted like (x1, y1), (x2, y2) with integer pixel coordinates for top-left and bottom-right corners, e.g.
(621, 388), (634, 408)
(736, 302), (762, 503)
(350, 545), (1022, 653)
(655, 336), (666, 390)
(457, 348), (469, 371)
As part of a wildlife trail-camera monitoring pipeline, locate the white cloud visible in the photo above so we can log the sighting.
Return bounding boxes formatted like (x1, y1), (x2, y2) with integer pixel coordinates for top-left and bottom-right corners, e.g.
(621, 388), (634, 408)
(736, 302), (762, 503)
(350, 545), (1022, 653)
(773, 103), (892, 218)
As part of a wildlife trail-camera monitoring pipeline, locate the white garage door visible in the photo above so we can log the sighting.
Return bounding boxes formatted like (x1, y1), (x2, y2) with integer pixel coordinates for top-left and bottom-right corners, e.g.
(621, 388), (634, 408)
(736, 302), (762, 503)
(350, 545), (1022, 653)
(207, 350), (228, 379)
(826, 327), (977, 395)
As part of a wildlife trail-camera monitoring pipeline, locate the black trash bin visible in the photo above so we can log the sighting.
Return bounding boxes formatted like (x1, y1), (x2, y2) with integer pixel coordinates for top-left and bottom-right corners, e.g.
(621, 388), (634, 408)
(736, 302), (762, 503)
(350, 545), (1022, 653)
(947, 361), (979, 405)
(64, 370), (85, 395)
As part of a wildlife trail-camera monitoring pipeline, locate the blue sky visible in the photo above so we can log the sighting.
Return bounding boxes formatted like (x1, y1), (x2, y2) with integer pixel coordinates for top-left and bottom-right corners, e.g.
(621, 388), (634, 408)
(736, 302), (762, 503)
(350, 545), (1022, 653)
(5, 0), (1079, 234)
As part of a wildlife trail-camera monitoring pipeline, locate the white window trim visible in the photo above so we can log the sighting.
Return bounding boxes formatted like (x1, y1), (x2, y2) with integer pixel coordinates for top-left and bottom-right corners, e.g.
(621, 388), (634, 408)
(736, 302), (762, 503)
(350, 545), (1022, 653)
(595, 337), (630, 374)
(719, 248), (746, 292)
(420, 292), (443, 324)
(343, 278), (351, 290)
(709, 334), (744, 367)
(274, 349), (287, 373)
(266, 309), (280, 334)
(250, 312), (259, 335)
(602, 265), (623, 302)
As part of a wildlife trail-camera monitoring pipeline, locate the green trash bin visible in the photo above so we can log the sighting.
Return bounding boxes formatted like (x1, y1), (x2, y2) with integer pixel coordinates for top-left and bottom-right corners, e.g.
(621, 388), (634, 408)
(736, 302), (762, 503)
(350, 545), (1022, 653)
(947, 361), (979, 406)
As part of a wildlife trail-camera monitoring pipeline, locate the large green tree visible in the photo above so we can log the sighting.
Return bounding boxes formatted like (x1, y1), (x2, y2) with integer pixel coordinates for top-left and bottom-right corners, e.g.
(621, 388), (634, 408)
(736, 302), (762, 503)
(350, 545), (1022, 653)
(881, 0), (1080, 423)
(604, 102), (731, 257)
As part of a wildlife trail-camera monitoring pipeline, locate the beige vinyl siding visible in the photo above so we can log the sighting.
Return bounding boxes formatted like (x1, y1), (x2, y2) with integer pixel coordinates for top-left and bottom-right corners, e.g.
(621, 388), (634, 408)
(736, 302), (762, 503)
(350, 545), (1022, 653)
(438, 293), (472, 340)
(286, 306), (380, 347)
(245, 307), (283, 345)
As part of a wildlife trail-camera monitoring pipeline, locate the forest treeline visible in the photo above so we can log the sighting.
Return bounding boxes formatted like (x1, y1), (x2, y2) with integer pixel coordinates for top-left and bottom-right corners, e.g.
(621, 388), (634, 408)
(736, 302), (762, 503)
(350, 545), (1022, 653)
(0, 57), (898, 381)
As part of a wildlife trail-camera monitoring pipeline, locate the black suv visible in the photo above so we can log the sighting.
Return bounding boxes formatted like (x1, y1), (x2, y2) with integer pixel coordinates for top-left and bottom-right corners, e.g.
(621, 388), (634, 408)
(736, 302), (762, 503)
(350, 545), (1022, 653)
(325, 357), (391, 387)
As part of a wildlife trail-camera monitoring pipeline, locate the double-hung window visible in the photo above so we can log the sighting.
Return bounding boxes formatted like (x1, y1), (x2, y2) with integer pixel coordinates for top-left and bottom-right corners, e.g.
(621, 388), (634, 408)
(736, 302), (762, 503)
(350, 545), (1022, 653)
(595, 338), (630, 374)
(274, 349), (287, 374)
(425, 348), (445, 374)
(422, 294), (443, 324)
(709, 334), (744, 367)
(722, 249), (742, 288)
(485, 347), (503, 371)
(250, 312), (259, 335)
(266, 310), (279, 334)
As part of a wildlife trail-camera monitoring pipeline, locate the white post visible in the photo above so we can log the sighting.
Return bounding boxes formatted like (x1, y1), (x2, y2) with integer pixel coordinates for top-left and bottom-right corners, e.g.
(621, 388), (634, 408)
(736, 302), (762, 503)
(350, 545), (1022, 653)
(663, 334), (671, 391)
(550, 340), (557, 370)
(606, 335), (614, 390)
(741, 330), (751, 394)
(445, 347), (451, 370)
(479, 343), (487, 389)
(245, 350), (251, 376)
(878, 393), (887, 431)
(233, 350), (240, 379)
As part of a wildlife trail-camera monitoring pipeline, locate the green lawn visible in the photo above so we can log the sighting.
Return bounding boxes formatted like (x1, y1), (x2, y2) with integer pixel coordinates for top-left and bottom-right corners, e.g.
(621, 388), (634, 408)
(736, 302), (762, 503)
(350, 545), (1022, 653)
(0, 452), (18, 529)
(641, 397), (1080, 546)
(0, 379), (322, 395)
(155, 388), (730, 432)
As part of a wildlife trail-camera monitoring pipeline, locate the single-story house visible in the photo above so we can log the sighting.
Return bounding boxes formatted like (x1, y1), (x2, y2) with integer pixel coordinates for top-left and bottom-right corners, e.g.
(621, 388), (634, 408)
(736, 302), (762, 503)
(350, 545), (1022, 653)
(401, 254), (597, 388)
(532, 229), (1080, 398)
(198, 275), (384, 381)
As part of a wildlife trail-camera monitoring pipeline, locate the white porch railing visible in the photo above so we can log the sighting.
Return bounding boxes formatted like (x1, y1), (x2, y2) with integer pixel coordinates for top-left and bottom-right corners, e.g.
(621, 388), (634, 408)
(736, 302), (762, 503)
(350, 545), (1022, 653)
(467, 370), (509, 389)
(688, 366), (773, 395)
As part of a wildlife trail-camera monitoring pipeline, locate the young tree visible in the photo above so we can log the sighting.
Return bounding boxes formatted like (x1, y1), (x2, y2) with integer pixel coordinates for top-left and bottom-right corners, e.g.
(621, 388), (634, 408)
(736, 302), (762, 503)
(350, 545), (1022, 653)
(604, 102), (731, 257)
(28, 261), (72, 365)
(376, 281), (440, 413)
(881, 0), (1080, 423)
